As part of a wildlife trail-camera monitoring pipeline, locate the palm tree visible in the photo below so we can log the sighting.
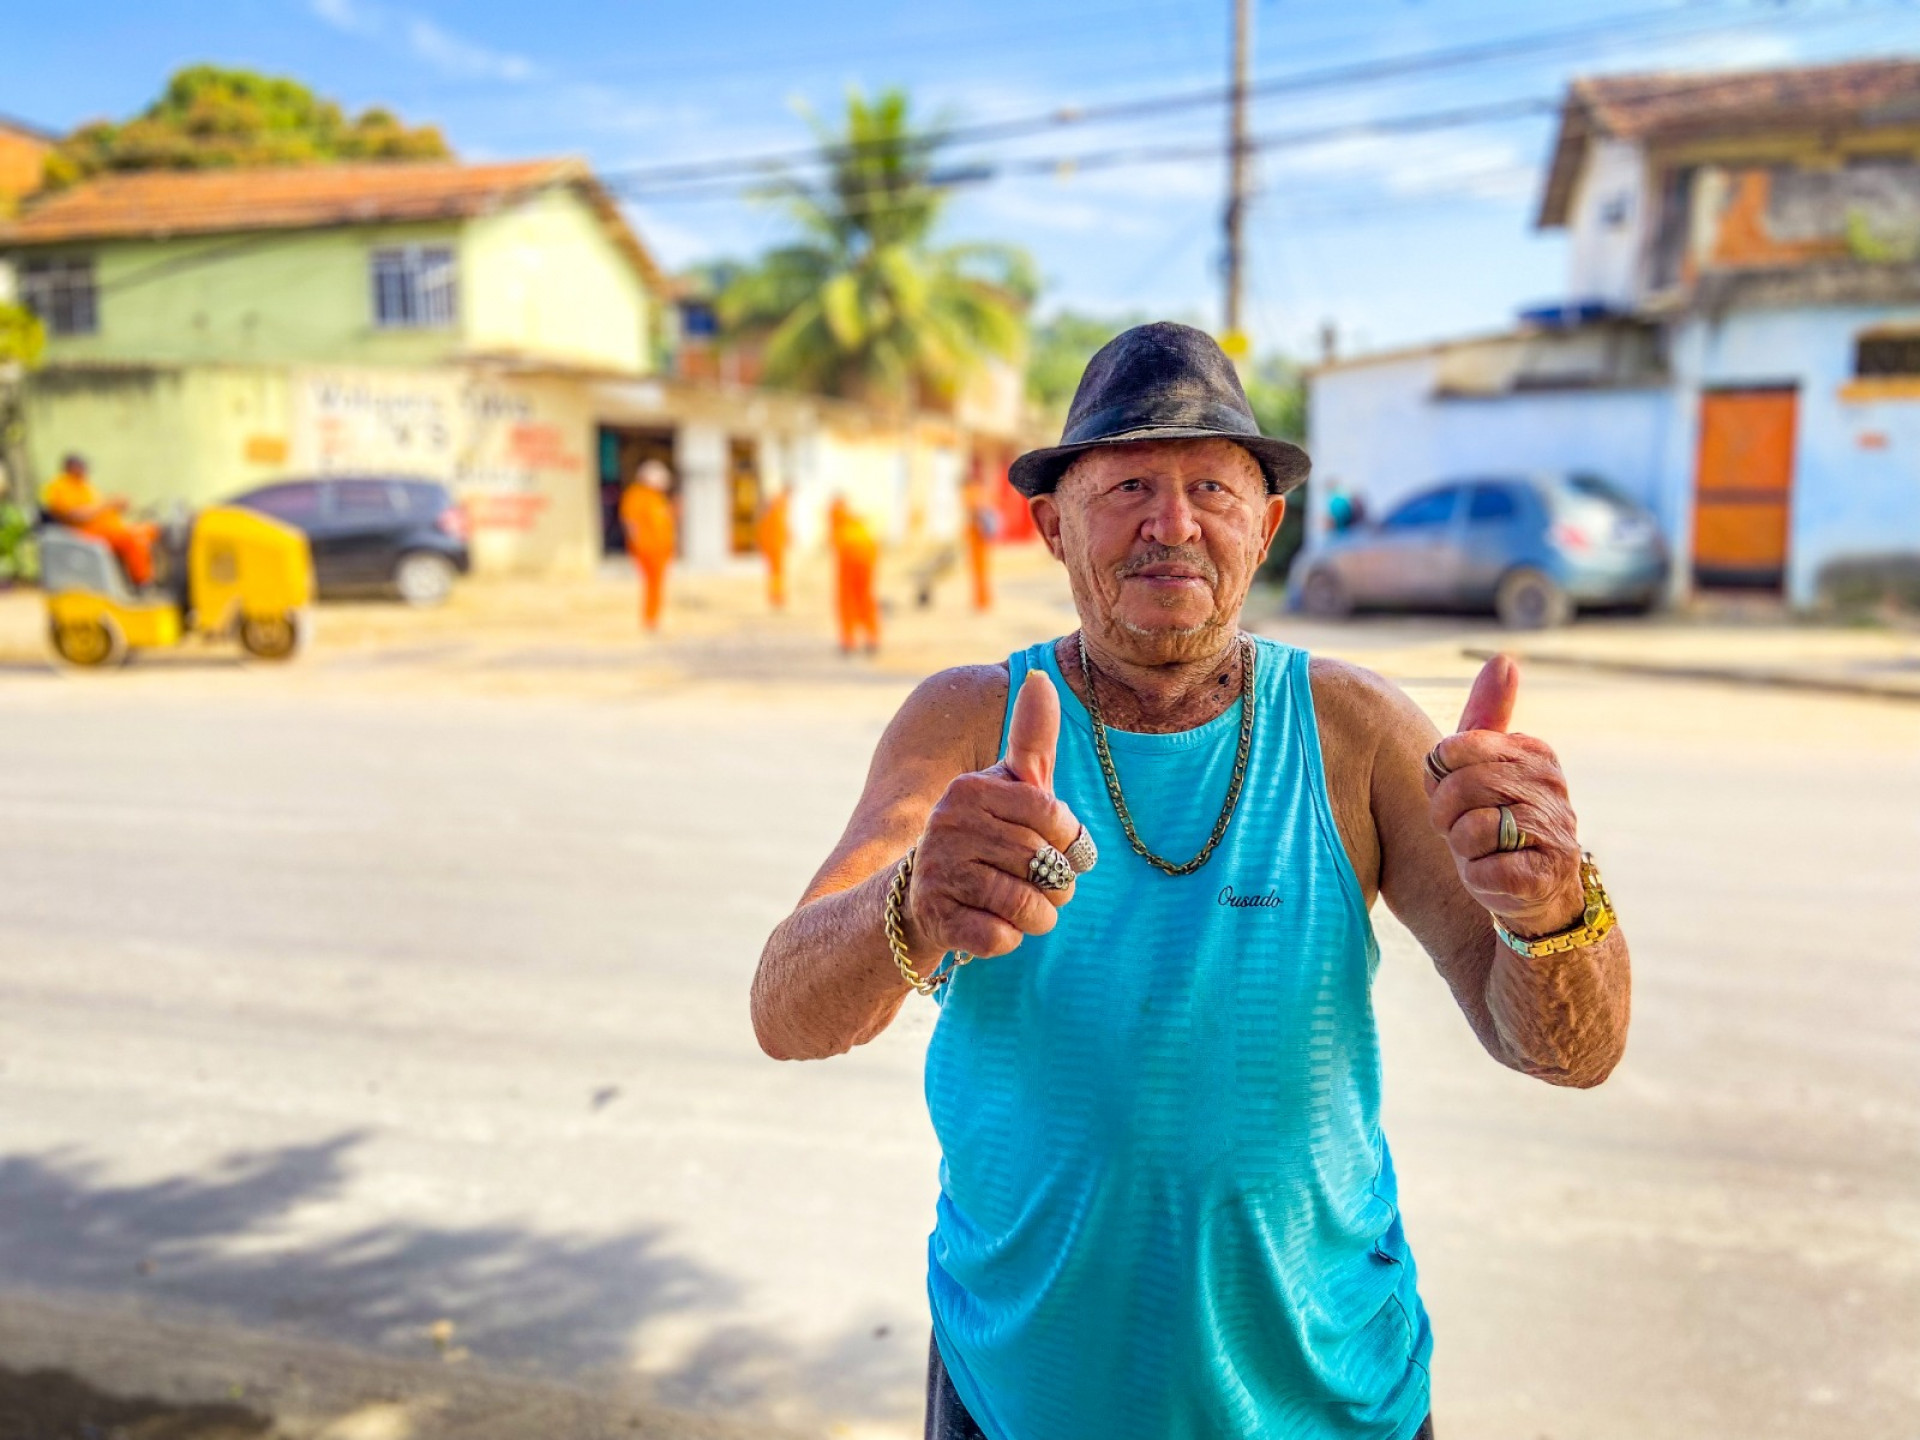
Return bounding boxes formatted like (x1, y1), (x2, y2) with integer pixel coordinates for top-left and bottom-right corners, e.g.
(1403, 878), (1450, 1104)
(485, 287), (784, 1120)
(719, 89), (1036, 407)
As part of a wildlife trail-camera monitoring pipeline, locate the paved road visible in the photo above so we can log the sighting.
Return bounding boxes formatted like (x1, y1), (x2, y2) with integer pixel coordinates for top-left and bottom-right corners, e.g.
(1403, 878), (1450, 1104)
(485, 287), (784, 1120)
(0, 618), (1915, 1438)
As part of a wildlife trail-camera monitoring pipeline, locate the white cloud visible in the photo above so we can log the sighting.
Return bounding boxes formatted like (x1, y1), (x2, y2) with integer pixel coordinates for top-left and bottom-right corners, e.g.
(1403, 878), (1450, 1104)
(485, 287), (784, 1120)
(404, 16), (537, 82)
(1253, 115), (1544, 214)
(307, 0), (377, 36)
(305, 0), (539, 82)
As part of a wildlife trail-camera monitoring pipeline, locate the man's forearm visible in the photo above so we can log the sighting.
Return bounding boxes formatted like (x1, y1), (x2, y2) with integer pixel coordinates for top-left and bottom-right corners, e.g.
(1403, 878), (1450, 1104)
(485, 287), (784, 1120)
(1483, 926), (1631, 1087)
(751, 866), (917, 1061)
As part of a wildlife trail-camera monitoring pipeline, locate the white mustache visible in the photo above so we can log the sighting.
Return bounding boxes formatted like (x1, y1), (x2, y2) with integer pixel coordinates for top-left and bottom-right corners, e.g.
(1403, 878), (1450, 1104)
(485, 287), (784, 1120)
(1116, 547), (1218, 583)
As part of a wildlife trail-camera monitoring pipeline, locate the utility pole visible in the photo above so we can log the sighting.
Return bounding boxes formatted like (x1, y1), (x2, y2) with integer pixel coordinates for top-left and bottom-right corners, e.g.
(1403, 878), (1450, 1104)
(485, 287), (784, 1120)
(1222, 0), (1252, 356)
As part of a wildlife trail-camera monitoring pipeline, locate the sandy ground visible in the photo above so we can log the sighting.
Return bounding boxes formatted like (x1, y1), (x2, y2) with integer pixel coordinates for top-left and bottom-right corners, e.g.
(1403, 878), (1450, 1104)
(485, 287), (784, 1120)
(0, 548), (1915, 1439)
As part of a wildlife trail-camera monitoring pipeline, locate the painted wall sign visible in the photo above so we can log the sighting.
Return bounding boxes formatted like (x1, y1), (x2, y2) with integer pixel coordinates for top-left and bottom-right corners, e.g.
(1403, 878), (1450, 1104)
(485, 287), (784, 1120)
(292, 370), (461, 476)
(291, 369), (586, 534)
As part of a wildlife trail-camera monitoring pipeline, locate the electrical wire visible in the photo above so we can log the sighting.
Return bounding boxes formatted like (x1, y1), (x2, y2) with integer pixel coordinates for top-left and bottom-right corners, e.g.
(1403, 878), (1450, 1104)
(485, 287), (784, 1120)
(587, 0), (1868, 191)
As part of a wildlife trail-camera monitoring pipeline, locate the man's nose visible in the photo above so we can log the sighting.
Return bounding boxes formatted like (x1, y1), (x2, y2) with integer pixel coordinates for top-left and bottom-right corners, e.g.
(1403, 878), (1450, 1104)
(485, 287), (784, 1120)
(1140, 485), (1201, 546)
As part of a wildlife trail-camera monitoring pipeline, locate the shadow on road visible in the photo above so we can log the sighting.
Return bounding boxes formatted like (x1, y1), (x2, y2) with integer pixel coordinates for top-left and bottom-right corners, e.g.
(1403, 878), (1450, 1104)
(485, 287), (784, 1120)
(0, 1135), (916, 1428)
(0, 1362), (271, 1440)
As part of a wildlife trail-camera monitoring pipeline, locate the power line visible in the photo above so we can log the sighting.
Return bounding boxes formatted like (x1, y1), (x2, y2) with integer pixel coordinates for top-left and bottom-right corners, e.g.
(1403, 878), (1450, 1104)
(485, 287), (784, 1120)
(589, 1), (1858, 191)
(610, 96), (1563, 205)
(612, 35), (1918, 216)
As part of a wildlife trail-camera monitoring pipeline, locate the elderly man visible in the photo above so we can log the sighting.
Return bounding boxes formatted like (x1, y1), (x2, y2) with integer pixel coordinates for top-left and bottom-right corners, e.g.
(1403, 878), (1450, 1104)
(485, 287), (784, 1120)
(751, 323), (1631, 1440)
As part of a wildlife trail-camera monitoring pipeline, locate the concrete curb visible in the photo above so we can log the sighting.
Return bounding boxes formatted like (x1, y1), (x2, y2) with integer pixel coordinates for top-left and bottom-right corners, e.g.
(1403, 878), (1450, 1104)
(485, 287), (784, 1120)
(1462, 646), (1920, 703)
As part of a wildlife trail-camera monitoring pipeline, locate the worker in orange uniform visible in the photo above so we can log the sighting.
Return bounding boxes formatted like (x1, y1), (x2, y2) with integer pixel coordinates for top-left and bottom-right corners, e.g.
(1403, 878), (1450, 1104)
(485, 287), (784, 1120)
(40, 453), (160, 587)
(961, 473), (1000, 612)
(828, 495), (881, 655)
(756, 486), (791, 611)
(619, 459), (676, 632)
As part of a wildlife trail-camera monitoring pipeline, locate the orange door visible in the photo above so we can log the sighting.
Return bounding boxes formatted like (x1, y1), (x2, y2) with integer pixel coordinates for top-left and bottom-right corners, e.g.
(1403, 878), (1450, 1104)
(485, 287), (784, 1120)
(1693, 388), (1796, 588)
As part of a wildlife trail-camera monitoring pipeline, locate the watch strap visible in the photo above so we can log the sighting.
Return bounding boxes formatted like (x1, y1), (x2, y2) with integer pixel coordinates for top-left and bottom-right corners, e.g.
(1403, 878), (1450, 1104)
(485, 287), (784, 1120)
(1494, 853), (1616, 958)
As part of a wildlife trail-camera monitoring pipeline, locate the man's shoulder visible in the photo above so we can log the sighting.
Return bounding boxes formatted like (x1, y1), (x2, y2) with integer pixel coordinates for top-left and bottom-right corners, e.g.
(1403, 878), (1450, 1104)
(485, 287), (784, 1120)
(883, 662), (1012, 775)
(1306, 654), (1433, 747)
(899, 662), (1012, 728)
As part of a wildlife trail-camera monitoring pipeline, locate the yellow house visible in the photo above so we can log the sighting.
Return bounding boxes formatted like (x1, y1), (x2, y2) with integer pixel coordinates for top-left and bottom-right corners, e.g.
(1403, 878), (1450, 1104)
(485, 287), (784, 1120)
(1, 158), (666, 576)
(3, 156), (1042, 578)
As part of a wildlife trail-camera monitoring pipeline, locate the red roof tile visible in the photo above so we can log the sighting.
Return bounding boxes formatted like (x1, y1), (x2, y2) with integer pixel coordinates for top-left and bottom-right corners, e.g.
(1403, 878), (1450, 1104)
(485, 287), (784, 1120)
(1575, 58), (1920, 141)
(1539, 58), (1920, 227)
(0, 158), (664, 290)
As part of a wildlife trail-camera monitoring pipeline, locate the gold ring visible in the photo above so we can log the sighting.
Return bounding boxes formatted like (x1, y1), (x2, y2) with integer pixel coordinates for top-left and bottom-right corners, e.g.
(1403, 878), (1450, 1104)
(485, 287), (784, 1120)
(1496, 805), (1525, 853)
(1423, 747), (1452, 785)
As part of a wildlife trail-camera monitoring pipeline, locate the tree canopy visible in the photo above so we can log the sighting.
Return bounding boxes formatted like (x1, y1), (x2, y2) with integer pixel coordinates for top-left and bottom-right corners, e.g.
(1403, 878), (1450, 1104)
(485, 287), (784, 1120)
(0, 304), (45, 370)
(718, 88), (1035, 408)
(46, 65), (450, 188)
(1026, 310), (1150, 419)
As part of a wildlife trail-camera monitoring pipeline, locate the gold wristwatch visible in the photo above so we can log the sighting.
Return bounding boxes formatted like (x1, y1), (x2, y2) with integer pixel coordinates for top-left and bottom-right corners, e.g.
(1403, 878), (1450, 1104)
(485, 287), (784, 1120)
(1493, 853), (1617, 958)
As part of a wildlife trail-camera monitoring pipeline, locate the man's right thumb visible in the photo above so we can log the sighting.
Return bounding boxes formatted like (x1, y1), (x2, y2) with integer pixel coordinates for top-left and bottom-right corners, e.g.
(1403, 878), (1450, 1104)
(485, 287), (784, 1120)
(1004, 670), (1060, 794)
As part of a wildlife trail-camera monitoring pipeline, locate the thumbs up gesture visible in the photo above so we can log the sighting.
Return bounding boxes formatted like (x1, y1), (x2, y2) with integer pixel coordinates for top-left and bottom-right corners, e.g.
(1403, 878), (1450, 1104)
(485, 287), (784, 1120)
(1424, 655), (1587, 940)
(904, 671), (1087, 965)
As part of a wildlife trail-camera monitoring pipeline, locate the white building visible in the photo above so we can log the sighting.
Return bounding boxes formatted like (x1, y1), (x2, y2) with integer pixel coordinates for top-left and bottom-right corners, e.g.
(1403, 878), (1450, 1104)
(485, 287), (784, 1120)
(1308, 59), (1920, 609)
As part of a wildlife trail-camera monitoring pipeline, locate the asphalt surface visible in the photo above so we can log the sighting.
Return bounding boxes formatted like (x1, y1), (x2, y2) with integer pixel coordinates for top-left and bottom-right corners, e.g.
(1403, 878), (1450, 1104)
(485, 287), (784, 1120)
(0, 596), (1914, 1439)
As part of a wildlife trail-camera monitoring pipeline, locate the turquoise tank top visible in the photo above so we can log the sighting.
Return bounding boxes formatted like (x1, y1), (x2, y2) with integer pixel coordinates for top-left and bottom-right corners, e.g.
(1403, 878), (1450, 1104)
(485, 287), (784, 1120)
(924, 636), (1432, 1440)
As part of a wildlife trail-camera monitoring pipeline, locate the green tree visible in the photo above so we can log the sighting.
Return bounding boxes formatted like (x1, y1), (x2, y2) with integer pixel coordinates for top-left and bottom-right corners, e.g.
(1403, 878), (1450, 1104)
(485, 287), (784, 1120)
(1244, 355), (1310, 586)
(0, 302), (44, 580)
(718, 89), (1035, 407)
(1241, 354), (1305, 443)
(1026, 310), (1148, 419)
(0, 303), (45, 370)
(46, 65), (450, 188)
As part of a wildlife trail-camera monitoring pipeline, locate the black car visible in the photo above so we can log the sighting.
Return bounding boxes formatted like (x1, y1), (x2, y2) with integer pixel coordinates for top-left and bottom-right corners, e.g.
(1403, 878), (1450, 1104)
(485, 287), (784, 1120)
(230, 477), (471, 605)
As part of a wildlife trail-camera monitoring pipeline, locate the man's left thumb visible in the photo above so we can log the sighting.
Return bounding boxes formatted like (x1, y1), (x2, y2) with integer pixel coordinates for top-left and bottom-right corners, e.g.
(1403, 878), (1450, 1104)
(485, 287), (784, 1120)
(1457, 654), (1519, 734)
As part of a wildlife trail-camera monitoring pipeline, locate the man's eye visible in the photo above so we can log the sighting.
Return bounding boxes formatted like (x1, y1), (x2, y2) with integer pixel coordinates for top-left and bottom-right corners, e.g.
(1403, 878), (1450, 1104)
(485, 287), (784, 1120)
(1194, 480), (1224, 493)
(1115, 478), (1146, 492)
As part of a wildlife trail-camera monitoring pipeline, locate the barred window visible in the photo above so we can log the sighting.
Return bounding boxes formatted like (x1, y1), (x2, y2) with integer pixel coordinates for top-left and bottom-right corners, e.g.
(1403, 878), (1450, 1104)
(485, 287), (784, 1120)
(370, 246), (457, 329)
(20, 256), (98, 336)
(1856, 332), (1920, 377)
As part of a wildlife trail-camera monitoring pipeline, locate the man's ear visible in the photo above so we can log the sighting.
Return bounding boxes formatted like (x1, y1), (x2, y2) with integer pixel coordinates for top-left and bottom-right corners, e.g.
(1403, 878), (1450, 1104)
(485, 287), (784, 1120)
(1256, 494), (1287, 560)
(1031, 495), (1066, 560)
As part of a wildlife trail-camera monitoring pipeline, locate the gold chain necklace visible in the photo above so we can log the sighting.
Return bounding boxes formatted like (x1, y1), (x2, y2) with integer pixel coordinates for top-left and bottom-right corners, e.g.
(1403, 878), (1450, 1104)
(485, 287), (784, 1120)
(1077, 631), (1256, 877)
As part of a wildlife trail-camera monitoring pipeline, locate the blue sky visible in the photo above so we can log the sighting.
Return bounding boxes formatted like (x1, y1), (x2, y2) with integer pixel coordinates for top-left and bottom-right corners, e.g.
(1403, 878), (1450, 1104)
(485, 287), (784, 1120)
(6, 0), (1919, 357)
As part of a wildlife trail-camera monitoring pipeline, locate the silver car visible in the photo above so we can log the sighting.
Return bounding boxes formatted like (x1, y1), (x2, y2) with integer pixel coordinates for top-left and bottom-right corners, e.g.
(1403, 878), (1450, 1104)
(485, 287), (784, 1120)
(1295, 472), (1668, 629)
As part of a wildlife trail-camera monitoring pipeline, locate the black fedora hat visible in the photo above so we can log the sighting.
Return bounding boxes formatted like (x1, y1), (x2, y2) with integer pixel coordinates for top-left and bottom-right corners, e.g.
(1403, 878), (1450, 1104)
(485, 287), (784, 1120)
(1009, 322), (1310, 498)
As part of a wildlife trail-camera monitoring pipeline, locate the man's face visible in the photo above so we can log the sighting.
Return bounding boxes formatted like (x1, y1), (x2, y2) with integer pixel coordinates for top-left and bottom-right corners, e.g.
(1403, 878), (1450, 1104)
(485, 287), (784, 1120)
(1031, 439), (1286, 663)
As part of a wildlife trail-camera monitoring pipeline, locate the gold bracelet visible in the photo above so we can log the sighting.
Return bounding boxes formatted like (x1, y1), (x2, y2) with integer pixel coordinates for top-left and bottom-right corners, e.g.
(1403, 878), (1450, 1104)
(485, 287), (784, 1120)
(1494, 852), (1618, 959)
(885, 847), (947, 995)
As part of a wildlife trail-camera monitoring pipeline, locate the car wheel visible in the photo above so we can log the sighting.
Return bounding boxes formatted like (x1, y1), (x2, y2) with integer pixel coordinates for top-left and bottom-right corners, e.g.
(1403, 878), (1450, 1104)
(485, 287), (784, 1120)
(394, 550), (457, 607)
(1300, 567), (1352, 619)
(48, 614), (128, 669)
(239, 610), (307, 661)
(1496, 568), (1572, 630)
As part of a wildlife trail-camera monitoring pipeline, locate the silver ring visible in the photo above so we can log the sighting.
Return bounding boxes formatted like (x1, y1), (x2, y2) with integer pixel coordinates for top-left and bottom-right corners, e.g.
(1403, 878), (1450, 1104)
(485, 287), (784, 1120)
(1424, 746), (1452, 785)
(1028, 843), (1075, 892)
(1496, 805), (1522, 853)
(1064, 826), (1099, 875)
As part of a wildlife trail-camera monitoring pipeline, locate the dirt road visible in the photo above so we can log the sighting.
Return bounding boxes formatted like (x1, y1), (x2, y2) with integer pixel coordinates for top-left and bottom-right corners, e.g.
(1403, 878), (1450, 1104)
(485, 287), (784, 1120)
(0, 554), (1914, 1438)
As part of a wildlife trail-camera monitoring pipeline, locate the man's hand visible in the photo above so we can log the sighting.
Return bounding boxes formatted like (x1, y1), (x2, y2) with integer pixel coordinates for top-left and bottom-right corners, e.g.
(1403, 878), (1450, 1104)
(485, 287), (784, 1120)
(905, 671), (1084, 964)
(1425, 655), (1585, 939)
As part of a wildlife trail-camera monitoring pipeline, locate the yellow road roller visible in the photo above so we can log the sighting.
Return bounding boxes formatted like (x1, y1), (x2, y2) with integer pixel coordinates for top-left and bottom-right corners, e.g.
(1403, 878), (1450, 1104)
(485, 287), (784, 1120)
(42, 505), (314, 668)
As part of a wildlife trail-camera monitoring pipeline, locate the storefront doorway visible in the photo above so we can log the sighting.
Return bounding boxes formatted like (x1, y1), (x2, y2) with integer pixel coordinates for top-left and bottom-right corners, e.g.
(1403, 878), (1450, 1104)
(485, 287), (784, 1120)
(597, 425), (677, 555)
(727, 438), (761, 556)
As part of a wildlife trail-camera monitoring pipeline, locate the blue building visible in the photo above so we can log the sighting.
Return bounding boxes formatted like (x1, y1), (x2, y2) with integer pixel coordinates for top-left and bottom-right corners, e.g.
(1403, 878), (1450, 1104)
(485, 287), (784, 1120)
(1308, 58), (1920, 610)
